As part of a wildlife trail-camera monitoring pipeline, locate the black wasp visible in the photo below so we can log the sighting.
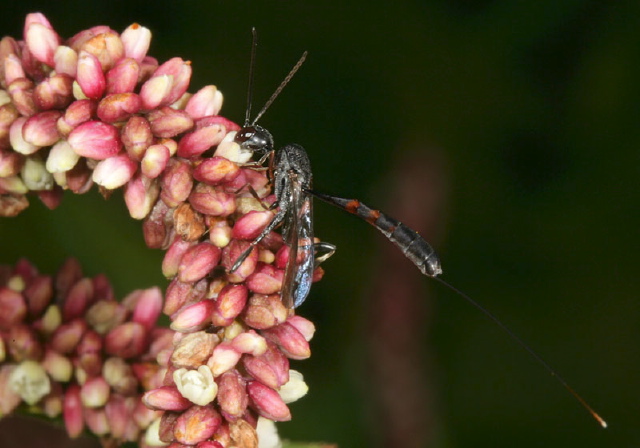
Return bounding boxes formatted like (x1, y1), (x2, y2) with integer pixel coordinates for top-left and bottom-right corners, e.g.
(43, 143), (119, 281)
(228, 30), (334, 309)
(228, 29), (606, 429)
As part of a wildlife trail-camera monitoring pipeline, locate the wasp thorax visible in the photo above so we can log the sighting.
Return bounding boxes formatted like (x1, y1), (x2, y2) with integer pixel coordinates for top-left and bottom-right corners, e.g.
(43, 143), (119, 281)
(234, 125), (274, 154)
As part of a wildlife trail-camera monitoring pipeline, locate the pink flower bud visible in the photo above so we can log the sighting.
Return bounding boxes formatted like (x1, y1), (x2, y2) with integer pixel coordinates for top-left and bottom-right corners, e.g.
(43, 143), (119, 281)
(50, 318), (87, 354)
(7, 78), (37, 117)
(42, 349), (73, 382)
(0, 365), (22, 415)
(173, 405), (222, 445)
(134, 398), (161, 429)
(103, 357), (137, 395)
(163, 279), (195, 316)
(177, 124), (225, 158)
(21, 43), (48, 81)
(81, 31), (124, 72)
(162, 237), (194, 279)
(80, 376), (110, 408)
(55, 258), (83, 297)
(64, 384), (85, 438)
(124, 172), (159, 219)
(221, 240), (258, 281)
(0, 148), (23, 177)
(23, 13), (54, 37)
(178, 242), (221, 283)
(193, 156), (240, 185)
(122, 116), (153, 160)
(4, 54), (26, 85)
(77, 51), (106, 99)
(22, 111), (62, 147)
(97, 93), (141, 123)
(185, 85), (223, 119)
(0, 287), (27, 330)
(106, 57), (140, 94)
(286, 315), (316, 341)
(105, 322), (146, 359)
(143, 386), (192, 411)
(85, 300), (126, 334)
(62, 277), (93, 320)
(77, 330), (103, 356)
(104, 394), (133, 439)
(68, 120), (122, 159)
(34, 74), (74, 110)
(141, 143), (170, 178)
(121, 23), (151, 62)
(232, 211), (275, 241)
(23, 274), (53, 317)
(57, 99), (96, 136)
(230, 330), (267, 356)
(171, 299), (216, 333)
(25, 21), (60, 67)
(8, 324), (43, 361)
(148, 106), (194, 138)
(154, 57), (192, 106)
(171, 331), (218, 369)
(160, 159), (193, 207)
(243, 342), (290, 390)
(188, 184), (236, 216)
(132, 286), (163, 330)
(65, 159), (94, 193)
(207, 342), (242, 377)
(246, 264), (283, 295)
(54, 45), (78, 77)
(211, 284), (248, 327)
(10, 117), (39, 155)
(84, 407), (110, 435)
(140, 74), (172, 110)
(262, 322), (311, 360)
(92, 154), (137, 189)
(242, 294), (288, 330)
(209, 218), (232, 248)
(247, 381), (291, 422)
(217, 370), (248, 419)
(139, 55), (159, 82)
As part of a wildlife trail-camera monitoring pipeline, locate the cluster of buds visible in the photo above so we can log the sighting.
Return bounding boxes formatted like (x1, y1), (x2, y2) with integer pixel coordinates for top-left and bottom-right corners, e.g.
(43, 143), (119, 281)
(0, 12), (235, 217)
(0, 12), (330, 448)
(0, 257), (171, 446)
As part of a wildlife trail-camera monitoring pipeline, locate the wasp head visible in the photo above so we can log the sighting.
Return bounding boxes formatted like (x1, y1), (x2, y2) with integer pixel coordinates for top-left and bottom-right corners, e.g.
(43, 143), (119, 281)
(234, 124), (274, 154)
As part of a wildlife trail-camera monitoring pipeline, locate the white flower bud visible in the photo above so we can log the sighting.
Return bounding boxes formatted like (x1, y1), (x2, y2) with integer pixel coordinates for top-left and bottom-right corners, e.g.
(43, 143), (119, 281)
(256, 417), (282, 448)
(9, 360), (51, 405)
(144, 418), (169, 447)
(278, 370), (308, 404)
(173, 365), (218, 406)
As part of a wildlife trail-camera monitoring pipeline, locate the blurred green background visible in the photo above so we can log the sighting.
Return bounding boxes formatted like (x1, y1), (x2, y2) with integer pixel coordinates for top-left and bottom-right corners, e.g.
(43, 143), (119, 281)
(0, 1), (637, 447)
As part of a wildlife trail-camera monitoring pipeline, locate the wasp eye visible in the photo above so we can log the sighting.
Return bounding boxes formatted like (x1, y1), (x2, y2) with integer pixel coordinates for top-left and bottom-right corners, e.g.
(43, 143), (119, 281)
(235, 128), (254, 144)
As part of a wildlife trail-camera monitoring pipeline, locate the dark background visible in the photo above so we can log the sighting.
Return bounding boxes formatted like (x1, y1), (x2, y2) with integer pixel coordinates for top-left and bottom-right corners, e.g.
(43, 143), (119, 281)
(0, 1), (637, 447)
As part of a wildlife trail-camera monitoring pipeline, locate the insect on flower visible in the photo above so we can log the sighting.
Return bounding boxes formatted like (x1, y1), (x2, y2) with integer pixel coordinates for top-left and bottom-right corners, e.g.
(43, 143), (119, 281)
(228, 29), (335, 309)
(230, 29), (607, 429)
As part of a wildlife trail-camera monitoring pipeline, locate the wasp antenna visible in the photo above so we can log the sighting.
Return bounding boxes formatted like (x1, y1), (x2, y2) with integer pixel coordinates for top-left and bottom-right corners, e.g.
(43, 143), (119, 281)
(244, 27), (259, 127)
(251, 51), (308, 125)
(433, 276), (607, 428)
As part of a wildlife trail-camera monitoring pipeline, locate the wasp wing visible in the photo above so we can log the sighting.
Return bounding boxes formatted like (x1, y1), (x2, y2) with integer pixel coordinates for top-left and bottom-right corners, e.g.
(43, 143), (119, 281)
(281, 180), (315, 309)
